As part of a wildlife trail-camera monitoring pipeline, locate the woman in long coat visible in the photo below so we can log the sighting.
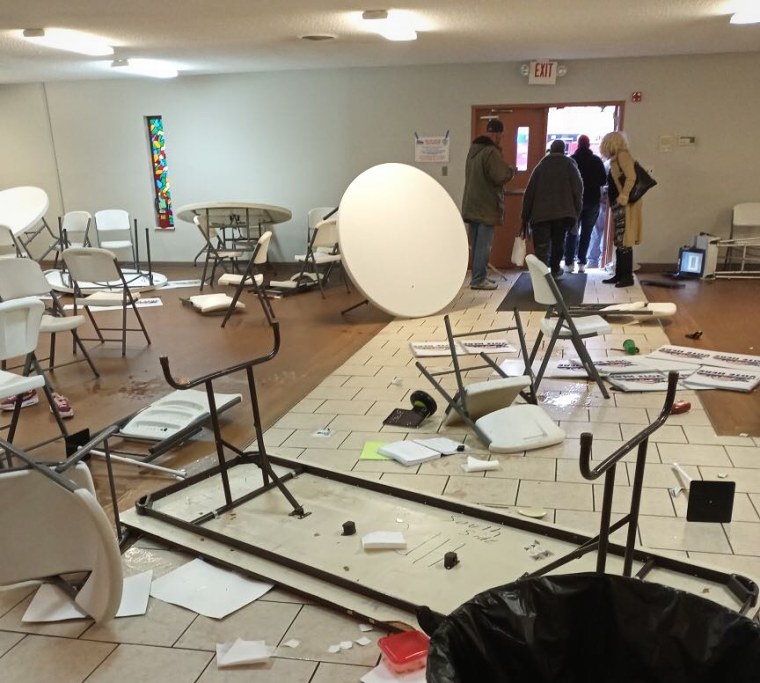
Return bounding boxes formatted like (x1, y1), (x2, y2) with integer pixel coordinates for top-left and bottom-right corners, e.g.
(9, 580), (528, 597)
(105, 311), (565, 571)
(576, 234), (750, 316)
(599, 131), (642, 287)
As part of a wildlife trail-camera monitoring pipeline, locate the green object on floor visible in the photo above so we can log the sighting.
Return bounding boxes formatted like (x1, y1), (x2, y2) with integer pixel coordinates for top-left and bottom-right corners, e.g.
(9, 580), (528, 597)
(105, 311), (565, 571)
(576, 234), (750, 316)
(360, 441), (390, 460)
(623, 339), (639, 355)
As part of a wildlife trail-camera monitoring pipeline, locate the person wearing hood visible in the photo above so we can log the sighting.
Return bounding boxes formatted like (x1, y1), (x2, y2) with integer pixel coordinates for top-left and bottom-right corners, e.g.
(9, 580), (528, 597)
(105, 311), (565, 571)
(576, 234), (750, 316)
(521, 139), (583, 278)
(461, 119), (516, 290)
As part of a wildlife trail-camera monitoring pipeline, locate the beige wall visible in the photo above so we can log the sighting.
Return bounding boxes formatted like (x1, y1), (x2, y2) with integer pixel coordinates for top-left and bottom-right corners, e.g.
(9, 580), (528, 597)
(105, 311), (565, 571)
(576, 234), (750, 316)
(1, 52), (758, 263)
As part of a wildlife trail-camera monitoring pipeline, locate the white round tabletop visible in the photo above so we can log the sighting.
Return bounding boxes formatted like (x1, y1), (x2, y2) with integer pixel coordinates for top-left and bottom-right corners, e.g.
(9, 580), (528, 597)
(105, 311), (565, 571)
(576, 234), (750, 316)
(176, 202), (291, 226)
(338, 163), (468, 319)
(0, 186), (50, 236)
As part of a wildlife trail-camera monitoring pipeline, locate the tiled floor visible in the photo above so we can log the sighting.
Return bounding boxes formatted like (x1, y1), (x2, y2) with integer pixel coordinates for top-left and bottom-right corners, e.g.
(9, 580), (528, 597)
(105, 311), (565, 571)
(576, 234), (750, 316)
(3, 268), (760, 682)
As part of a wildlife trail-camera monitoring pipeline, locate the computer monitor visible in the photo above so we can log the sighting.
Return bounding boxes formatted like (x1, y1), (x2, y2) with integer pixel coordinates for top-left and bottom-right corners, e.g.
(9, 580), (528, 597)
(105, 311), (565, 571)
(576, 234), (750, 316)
(676, 246), (705, 278)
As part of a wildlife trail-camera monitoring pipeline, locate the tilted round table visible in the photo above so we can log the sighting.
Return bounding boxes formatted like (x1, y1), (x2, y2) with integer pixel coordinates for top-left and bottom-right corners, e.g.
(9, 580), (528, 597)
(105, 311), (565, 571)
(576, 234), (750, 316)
(0, 186), (53, 257)
(338, 163), (468, 318)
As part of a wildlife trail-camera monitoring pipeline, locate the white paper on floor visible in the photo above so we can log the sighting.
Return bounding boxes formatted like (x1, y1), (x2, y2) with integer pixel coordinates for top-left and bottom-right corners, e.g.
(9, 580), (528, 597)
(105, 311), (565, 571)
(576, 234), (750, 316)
(23, 583), (88, 623)
(63, 298), (164, 313)
(282, 639), (300, 648)
(356, 636), (372, 646)
(361, 659), (426, 682)
(116, 570), (153, 617)
(161, 279), (203, 290)
(362, 531), (407, 550)
(460, 456), (500, 473)
(150, 558), (272, 619)
(359, 623), (374, 632)
(216, 638), (274, 667)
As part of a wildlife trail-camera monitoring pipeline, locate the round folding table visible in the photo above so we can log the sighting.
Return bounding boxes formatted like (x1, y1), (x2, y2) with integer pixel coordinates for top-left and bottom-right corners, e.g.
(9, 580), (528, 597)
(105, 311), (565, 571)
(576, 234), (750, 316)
(0, 186), (53, 258)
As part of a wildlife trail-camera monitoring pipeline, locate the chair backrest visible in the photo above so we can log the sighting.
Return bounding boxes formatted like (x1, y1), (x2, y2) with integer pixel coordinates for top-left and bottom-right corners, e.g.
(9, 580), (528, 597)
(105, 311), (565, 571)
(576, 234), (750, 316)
(308, 207), (335, 231)
(0, 463), (123, 622)
(525, 254), (558, 306)
(0, 296), (45, 360)
(0, 257), (50, 299)
(313, 219), (339, 251)
(733, 203), (760, 228)
(0, 225), (18, 258)
(62, 211), (92, 246)
(254, 230), (273, 265)
(62, 247), (120, 284)
(95, 209), (131, 233)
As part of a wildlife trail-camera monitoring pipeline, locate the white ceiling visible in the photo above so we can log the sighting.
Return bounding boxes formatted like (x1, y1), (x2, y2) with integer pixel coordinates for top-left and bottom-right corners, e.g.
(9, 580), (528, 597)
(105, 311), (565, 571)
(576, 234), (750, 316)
(0, 0), (758, 84)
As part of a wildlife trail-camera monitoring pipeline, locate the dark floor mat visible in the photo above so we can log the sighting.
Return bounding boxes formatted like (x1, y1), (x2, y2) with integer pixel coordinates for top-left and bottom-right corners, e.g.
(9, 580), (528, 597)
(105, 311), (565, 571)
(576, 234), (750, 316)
(497, 271), (587, 311)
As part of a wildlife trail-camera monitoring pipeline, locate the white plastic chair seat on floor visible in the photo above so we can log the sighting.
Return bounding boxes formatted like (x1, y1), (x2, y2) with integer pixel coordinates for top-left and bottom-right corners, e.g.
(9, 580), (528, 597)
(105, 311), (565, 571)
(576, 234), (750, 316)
(475, 404), (566, 454)
(0, 369), (44, 400)
(218, 272), (264, 287)
(0, 462), (123, 622)
(443, 376), (532, 426)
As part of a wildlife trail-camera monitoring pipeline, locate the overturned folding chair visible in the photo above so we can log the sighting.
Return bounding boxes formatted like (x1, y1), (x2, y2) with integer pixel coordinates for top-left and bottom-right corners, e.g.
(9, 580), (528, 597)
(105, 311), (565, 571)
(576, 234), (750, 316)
(416, 314), (564, 453)
(293, 217), (350, 298)
(520, 254), (611, 399)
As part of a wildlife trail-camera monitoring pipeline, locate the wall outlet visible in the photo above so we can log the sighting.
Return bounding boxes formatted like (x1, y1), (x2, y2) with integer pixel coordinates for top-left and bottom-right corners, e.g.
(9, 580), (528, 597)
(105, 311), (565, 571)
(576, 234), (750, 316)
(442, 165), (448, 176)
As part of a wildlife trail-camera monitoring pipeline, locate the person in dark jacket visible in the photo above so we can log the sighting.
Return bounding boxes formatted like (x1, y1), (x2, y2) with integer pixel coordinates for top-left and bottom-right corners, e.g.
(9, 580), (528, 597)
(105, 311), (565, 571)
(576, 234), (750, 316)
(563, 135), (607, 273)
(521, 139), (583, 278)
(462, 119), (515, 290)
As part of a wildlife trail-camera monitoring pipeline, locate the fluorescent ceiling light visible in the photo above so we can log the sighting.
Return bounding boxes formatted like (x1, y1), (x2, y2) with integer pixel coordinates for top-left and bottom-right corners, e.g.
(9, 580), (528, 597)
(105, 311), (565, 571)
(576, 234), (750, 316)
(361, 10), (418, 41)
(730, 10), (760, 24)
(21, 28), (113, 56)
(111, 58), (178, 79)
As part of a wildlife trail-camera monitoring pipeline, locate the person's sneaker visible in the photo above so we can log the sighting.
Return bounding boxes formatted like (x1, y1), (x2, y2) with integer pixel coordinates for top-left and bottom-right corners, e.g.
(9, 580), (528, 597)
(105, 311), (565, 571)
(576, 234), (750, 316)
(470, 281), (498, 290)
(50, 393), (74, 419)
(564, 264), (575, 273)
(577, 264), (586, 273)
(0, 389), (39, 411)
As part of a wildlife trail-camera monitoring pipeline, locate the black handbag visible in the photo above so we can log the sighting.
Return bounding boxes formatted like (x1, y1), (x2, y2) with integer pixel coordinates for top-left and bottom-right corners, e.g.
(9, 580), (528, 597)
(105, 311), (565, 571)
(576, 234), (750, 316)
(608, 161), (657, 205)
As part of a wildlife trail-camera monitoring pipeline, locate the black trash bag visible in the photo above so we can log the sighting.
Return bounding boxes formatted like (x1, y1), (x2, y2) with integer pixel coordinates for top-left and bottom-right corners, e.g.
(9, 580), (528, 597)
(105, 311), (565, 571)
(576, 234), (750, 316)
(426, 572), (760, 683)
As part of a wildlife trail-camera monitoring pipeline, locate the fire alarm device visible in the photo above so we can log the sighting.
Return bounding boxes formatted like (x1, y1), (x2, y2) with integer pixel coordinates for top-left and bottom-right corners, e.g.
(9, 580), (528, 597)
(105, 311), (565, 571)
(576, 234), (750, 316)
(631, 91), (642, 102)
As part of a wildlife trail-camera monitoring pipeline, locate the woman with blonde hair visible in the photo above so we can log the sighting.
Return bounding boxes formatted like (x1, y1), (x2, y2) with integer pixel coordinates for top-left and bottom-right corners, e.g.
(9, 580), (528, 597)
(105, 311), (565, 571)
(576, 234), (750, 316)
(599, 131), (642, 287)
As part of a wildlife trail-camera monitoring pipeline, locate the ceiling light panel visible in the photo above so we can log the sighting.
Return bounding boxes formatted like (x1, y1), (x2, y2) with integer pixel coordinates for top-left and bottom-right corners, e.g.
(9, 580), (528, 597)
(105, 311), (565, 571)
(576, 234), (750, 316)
(111, 58), (178, 79)
(21, 28), (114, 56)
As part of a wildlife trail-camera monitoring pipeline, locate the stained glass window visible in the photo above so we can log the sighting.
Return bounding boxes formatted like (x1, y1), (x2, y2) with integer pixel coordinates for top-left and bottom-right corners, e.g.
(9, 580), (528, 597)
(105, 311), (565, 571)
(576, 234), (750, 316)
(146, 115), (174, 229)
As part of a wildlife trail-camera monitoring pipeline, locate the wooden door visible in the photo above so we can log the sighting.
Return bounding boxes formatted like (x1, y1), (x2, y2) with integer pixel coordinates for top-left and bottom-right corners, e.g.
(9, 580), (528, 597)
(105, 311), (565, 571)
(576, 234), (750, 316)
(471, 106), (547, 269)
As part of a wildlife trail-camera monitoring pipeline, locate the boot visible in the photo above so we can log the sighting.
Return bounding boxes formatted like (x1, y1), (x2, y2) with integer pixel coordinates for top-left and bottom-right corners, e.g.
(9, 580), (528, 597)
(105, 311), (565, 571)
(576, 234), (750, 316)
(602, 248), (622, 284)
(615, 249), (634, 288)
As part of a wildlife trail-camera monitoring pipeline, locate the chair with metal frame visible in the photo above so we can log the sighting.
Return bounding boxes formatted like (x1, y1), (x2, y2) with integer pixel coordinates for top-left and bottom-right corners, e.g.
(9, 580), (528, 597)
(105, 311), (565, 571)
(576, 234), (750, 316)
(0, 257), (99, 378)
(0, 440), (123, 622)
(93, 209), (137, 266)
(221, 231), (275, 328)
(61, 211), (93, 249)
(61, 247), (151, 357)
(521, 254), (612, 399)
(194, 214), (245, 291)
(0, 297), (70, 445)
(416, 313), (565, 453)
(0, 224), (22, 260)
(293, 217), (350, 298)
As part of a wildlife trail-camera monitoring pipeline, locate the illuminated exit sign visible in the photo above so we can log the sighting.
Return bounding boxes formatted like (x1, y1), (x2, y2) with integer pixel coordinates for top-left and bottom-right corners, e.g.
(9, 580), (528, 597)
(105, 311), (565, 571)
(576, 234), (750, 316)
(528, 60), (558, 85)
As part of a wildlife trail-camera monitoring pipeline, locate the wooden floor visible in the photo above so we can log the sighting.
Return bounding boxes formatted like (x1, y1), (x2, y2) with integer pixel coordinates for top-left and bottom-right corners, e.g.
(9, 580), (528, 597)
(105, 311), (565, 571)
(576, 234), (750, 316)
(8, 264), (390, 514)
(7, 265), (759, 519)
(641, 274), (760, 437)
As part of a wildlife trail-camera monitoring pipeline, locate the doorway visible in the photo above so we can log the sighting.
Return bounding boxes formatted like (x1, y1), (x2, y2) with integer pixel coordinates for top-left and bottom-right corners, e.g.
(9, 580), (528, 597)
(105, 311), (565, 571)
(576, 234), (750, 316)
(470, 102), (622, 269)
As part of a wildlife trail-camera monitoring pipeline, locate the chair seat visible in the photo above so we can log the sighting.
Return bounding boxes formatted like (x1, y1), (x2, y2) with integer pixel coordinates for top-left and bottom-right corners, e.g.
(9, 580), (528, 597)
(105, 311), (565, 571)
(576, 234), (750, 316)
(540, 314), (611, 338)
(41, 313), (85, 333)
(294, 253), (342, 264)
(218, 272), (264, 287)
(475, 404), (565, 454)
(443, 376), (531, 425)
(99, 240), (133, 250)
(77, 290), (142, 308)
(0, 369), (45, 400)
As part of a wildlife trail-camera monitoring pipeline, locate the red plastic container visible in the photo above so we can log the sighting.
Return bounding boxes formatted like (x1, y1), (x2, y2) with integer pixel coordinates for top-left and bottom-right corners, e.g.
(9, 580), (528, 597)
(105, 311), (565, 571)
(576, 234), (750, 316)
(378, 630), (429, 673)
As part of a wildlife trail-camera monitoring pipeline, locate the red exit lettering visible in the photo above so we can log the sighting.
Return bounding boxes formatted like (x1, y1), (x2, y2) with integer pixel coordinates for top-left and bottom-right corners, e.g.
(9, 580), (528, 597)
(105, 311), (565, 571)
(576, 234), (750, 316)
(533, 62), (555, 78)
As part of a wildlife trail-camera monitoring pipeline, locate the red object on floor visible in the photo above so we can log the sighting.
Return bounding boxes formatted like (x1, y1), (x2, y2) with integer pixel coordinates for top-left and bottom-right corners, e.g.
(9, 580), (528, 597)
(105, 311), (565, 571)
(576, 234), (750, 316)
(378, 630), (429, 673)
(671, 401), (691, 415)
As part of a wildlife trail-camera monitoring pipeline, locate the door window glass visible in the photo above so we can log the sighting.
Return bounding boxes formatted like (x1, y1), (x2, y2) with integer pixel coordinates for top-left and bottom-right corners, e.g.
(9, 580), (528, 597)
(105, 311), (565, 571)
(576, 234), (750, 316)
(516, 126), (529, 171)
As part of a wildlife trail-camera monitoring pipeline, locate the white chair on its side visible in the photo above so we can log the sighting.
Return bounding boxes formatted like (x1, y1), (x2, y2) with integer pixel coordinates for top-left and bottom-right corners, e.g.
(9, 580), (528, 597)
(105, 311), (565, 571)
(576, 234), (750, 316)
(294, 218), (350, 298)
(0, 458), (123, 622)
(61, 247), (151, 357)
(0, 258), (99, 378)
(93, 209), (137, 265)
(522, 254), (612, 399)
(221, 231), (275, 328)
(0, 297), (70, 444)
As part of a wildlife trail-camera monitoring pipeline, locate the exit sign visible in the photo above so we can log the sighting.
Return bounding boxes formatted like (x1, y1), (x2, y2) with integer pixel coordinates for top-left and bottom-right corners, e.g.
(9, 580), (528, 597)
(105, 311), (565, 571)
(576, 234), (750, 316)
(528, 60), (558, 85)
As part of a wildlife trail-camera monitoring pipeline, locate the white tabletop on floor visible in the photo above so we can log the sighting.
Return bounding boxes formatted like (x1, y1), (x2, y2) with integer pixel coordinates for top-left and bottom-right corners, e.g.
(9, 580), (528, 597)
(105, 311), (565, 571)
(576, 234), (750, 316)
(338, 163), (468, 318)
(0, 186), (50, 236)
(176, 202), (291, 226)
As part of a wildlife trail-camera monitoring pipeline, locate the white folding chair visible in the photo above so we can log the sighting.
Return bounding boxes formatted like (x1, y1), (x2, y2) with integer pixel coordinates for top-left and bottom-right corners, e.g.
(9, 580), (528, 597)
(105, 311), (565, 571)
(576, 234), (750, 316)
(0, 458), (123, 622)
(0, 258), (99, 378)
(61, 211), (93, 249)
(0, 224), (22, 260)
(522, 254), (612, 399)
(294, 218), (350, 298)
(194, 214), (245, 291)
(93, 209), (137, 265)
(61, 247), (151, 357)
(222, 231), (275, 328)
(0, 297), (69, 443)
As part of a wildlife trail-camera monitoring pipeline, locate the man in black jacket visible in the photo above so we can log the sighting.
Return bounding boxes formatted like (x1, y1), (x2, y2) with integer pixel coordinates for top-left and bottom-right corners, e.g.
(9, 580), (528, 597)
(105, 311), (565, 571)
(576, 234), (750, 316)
(563, 135), (607, 272)
(521, 139), (583, 278)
